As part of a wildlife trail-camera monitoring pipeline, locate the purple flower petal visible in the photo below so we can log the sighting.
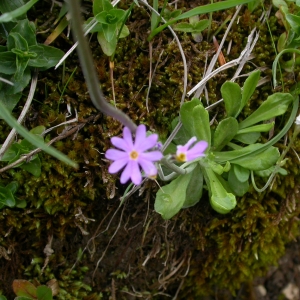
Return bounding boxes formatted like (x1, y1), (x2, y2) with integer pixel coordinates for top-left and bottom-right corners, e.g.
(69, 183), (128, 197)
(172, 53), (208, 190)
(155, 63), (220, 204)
(123, 127), (134, 148)
(111, 136), (131, 151)
(130, 161), (142, 185)
(176, 138), (208, 162)
(108, 158), (129, 173)
(137, 134), (158, 152)
(187, 141), (208, 157)
(186, 137), (197, 147)
(138, 158), (157, 176)
(120, 160), (132, 184)
(139, 151), (163, 162)
(105, 149), (128, 160)
(134, 124), (146, 149)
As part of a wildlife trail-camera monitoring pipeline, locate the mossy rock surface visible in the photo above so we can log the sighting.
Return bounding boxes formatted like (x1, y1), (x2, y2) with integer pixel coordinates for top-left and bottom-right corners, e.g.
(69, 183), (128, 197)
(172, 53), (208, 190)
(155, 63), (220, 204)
(0, 1), (300, 299)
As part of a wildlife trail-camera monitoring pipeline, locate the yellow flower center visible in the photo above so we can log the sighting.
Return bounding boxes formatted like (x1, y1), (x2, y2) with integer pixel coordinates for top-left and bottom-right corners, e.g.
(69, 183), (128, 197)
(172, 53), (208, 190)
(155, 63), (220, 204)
(129, 150), (139, 160)
(148, 173), (157, 180)
(176, 153), (186, 162)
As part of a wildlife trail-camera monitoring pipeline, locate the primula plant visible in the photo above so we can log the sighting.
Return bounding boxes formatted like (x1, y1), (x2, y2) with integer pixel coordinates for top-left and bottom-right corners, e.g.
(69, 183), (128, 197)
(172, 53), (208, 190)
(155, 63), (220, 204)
(105, 70), (298, 219)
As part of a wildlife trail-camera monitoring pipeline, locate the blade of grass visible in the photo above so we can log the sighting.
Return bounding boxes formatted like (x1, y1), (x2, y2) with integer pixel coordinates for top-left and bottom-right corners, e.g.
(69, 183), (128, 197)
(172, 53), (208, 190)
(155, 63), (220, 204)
(0, 0), (39, 22)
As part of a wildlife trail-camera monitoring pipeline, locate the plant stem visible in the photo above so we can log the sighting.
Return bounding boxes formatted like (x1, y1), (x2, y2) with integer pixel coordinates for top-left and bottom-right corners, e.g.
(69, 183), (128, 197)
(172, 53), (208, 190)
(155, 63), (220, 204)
(65, 0), (137, 132)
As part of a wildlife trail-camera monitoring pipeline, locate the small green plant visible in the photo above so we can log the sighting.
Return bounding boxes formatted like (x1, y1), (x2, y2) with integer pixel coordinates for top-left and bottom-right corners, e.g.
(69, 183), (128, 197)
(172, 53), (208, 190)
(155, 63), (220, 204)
(86, 0), (130, 57)
(0, 126), (45, 177)
(154, 71), (298, 218)
(0, 181), (24, 209)
(12, 280), (53, 300)
(271, 0), (300, 73)
(173, 15), (209, 42)
(273, 0), (300, 52)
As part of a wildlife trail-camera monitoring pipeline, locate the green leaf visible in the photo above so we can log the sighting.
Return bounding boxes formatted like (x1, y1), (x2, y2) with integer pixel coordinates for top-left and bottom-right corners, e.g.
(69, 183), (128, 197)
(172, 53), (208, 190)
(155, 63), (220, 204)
(255, 165), (287, 177)
(15, 55), (29, 80)
(215, 143), (266, 162)
(36, 285), (53, 300)
(0, 295), (7, 300)
(0, 0), (39, 22)
(13, 280), (37, 298)
(236, 122), (274, 134)
(0, 22), (16, 39)
(9, 32), (29, 52)
(207, 160), (227, 175)
(30, 125), (45, 135)
(6, 181), (18, 194)
(0, 185), (16, 207)
(93, 0), (113, 16)
(193, 19), (210, 32)
(173, 22), (194, 32)
(0, 52), (17, 74)
(285, 13), (300, 35)
(239, 70), (260, 115)
(28, 44), (64, 69)
(233, 132), (260, 144)
(0, 0), (25, 13)
(119, 24), (129, 38)
(203, 167), (236, 214)
(221, 81), (241, 117)
(97, 30), (117, 56)
(0, 68), (31, 113)
(182, 164), (203, 208)
(180, 97), (201, 137)
(247, 0), (261, 12)
(95, 10), (125, 25)
(155, 171), (193, 219)
(231, 146), (280, 171)
(102, 22), (117, 42)
(193, 104), (211, 148)
(233, 164), (249, 182)
(170, 117), (189, 146)
(0, 90), (22, 113)
(7, 19), (36, 48)
(239, 93), (293, 129)
(212, 117), (238, 151)
(20, 156), (41, 177)
(228, 166), (249, 196)
(0, 144), (18, 161)
(15, 197), (26, 208)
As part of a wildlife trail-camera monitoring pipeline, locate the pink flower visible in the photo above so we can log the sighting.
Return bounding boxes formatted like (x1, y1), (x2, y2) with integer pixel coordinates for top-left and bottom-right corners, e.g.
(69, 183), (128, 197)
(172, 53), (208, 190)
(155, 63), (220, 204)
(105, 125), (163, 185)
(176, 137), (208, 162)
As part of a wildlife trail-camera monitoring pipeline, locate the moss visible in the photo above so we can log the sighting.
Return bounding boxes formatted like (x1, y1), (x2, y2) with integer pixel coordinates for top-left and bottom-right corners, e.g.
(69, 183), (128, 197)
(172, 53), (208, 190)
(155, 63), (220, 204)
(1, 2), (300, 299)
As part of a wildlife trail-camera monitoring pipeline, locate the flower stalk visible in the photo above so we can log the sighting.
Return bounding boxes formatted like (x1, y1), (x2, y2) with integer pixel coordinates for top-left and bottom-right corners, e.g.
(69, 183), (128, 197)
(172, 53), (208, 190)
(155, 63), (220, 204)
(65, 0), (137, 132)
